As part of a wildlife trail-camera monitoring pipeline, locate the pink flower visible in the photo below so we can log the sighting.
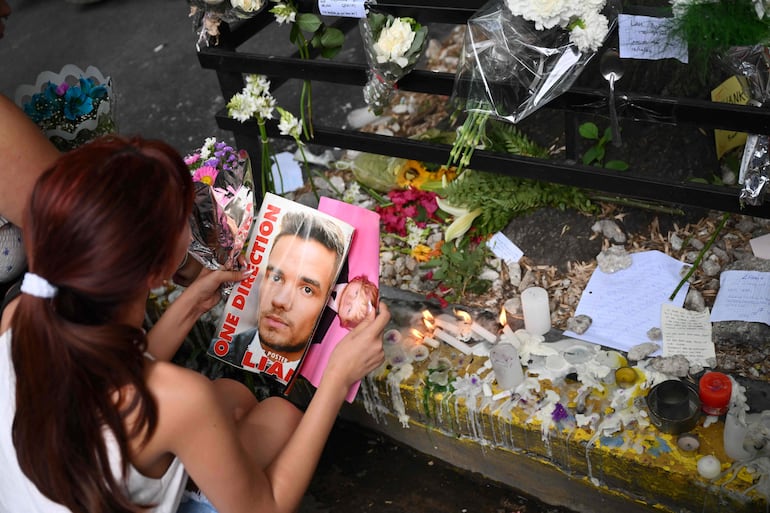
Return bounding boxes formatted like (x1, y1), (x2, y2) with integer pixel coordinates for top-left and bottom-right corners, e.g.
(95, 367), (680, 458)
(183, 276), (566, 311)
(192, 165), (219, 186)
(184, 153), (201, 167)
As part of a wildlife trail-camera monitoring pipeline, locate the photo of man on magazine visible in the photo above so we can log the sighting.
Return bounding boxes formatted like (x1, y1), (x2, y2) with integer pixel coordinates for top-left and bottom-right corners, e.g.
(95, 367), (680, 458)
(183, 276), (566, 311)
(226, 210), (346, 363)
(209, 194), (354, 387)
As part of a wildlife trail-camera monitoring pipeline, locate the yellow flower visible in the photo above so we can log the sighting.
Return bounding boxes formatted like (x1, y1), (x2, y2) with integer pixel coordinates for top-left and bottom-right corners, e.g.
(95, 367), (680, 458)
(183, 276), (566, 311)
(411, 244), (433, 262)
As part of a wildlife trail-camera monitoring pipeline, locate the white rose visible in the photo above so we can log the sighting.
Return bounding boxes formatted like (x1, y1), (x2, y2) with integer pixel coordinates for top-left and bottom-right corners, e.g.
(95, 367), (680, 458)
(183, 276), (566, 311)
(373, 18), (416, 68)
(231, 0), (263, 12)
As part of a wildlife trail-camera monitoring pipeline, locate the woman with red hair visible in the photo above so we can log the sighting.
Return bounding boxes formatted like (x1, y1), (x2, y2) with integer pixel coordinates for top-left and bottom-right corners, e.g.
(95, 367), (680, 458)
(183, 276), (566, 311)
(0, 135), (389, 513)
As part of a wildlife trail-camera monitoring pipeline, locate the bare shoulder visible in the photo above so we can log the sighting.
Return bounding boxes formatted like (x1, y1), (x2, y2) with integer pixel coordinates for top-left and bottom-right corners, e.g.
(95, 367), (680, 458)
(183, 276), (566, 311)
(144, 361), (221, 421)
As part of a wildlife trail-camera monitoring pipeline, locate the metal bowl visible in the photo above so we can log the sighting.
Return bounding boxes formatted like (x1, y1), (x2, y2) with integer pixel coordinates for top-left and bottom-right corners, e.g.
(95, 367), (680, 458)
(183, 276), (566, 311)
(646, 380), (701, 435)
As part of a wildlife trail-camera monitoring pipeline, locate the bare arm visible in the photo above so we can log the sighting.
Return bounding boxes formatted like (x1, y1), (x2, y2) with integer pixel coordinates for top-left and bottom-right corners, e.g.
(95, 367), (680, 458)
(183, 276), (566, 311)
(0, 94), (60, 226)
(155, 303), (389, 513)
(146, 268), (246, 361)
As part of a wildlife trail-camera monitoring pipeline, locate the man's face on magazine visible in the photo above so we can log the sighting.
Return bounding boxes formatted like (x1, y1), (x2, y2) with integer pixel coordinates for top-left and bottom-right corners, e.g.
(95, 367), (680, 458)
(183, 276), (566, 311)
(257, 234), (337, 359)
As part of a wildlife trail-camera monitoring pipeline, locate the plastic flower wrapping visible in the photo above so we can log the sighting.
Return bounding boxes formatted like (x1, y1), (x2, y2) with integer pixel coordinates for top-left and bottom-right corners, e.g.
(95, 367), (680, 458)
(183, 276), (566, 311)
(184, 138), (255, 272)
(360, 10), (429, 115)
(451, 0), (618, 126)
(722, 45), (770, 206)
(188, 0), (267, 48)
(14, 64), (116, 152)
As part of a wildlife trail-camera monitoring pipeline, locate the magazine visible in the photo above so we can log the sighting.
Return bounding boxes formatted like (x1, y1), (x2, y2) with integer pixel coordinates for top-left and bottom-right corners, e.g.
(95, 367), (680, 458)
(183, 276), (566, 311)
(208, 193), (379, 399)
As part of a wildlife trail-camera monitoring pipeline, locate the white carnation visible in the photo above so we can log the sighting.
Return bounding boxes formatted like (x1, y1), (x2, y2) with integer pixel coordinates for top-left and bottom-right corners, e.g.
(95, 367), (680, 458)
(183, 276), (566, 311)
(226, 92), (256, 122)
(373, 18), (416, 68)
(230, 0), (263, 12)
(569, 11), (609, 52)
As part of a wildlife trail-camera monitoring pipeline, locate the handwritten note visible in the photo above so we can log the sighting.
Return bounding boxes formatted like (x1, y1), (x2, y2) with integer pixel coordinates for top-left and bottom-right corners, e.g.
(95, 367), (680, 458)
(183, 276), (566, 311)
(563, 250), (689, 353)
(618, 14), (688, 63)
(661, 304), (714, 365)
(318, 0), (366, 18)
(711, 270), (770, 324)
(487, 232), (524, 264)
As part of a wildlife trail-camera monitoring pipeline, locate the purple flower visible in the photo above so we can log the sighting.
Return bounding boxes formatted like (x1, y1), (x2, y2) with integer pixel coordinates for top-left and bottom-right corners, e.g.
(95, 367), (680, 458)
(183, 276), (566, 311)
(551, 403), (569, 422)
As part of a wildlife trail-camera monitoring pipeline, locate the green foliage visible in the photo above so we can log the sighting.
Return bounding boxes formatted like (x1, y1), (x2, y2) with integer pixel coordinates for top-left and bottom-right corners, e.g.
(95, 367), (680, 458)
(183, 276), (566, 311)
(671, 0), (770, 58)
(421, 236), (493, 302)
(484, 119), (551, 158)
(441, 169), (597, 237)
(579, 122), (629, 170)
(291, 13), (344, 58)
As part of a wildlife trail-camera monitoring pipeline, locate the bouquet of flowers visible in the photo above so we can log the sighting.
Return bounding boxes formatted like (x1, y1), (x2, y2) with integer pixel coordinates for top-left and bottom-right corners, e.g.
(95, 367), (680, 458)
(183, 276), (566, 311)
(188, 0), (267, 48)
(14, 64), (116, 152)
(360, 10), (429, 115)
(184, 138), (255, 271)
(448, 0), (617, 170)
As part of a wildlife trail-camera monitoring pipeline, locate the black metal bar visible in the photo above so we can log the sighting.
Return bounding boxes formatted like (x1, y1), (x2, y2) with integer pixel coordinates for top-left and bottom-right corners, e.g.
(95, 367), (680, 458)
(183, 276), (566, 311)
(215, 112), (770, 217)
(199, 49), (770, 134)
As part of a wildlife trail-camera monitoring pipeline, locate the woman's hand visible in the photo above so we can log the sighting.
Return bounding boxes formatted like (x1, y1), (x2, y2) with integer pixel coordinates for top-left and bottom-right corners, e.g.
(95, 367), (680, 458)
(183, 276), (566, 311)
(184, 267), (249, 317)
(323, 302), (390, 389)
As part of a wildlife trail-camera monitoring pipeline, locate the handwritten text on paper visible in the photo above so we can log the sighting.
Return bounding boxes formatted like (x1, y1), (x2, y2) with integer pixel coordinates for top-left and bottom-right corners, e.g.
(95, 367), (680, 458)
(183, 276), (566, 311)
(618, 14), (688, 63)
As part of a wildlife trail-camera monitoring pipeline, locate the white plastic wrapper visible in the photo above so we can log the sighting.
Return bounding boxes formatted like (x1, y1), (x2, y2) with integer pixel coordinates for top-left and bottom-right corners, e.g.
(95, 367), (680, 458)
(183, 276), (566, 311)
(451, 0), (618, 124)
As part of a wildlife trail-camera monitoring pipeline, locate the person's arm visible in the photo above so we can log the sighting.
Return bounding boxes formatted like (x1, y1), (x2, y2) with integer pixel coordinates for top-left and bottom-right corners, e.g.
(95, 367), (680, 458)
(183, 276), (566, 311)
(159, 304), (389, 513)
(146, 268), (246, 361)
(0, 94), (60, 226)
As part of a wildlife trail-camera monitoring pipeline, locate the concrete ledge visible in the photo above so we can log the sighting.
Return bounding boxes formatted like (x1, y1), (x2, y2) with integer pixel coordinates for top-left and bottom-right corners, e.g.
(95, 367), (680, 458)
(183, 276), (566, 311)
(319, 343), (769, 513)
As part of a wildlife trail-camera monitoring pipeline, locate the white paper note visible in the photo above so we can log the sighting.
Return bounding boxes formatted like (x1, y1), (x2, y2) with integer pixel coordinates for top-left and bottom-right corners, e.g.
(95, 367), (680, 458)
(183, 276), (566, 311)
(618, 14), (688, 63)
(750, 233), (770, 259)
(486, 232), (524, 264)
(661, 303), (714, 365)
(711, 270), (770, 324)
(318, 0), (367, 18)
(563, 250), (689, 352)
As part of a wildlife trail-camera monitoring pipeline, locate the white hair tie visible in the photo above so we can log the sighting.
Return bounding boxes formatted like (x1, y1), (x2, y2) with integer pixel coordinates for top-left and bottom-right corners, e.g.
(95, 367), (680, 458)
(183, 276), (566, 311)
(20, 272), (58, 299)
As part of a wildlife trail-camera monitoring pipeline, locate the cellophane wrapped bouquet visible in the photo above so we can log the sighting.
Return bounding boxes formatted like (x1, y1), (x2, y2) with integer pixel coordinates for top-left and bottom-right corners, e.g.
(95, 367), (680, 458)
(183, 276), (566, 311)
(184, 138), (255, 273)
(359, 9), (429, 114)
(188, 0), (267, 48)
(14, 65), (117, 152)
(448, 0), (617, 170)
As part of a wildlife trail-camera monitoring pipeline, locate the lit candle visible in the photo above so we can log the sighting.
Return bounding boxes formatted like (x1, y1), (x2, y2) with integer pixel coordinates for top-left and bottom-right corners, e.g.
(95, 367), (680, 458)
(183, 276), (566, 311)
(409, 328), (439, 349)
(489, 342), (524, 389)
(435, 313), (462, 338)
(521, 286), (551, 336)
(433, 327), (473, 354)
(503, 297), (524, 331)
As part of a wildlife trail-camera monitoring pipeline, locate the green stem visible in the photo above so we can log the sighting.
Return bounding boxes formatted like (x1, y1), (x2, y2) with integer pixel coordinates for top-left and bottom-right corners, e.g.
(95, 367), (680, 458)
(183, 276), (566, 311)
(297, 143), (319, 202)
(668, 212), (730, 301)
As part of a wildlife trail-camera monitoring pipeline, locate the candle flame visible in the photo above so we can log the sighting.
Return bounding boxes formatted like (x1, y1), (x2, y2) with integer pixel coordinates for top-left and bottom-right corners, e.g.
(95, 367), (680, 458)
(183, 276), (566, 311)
(455, 309), (472, 324)
(410, 328), (424, 340)
(422, 310), (435, 331)
(499, 307), (507, 326)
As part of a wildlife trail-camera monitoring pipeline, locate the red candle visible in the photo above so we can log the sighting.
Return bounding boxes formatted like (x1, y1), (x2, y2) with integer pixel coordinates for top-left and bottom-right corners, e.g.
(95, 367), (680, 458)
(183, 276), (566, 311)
(699, 372), (732, 415)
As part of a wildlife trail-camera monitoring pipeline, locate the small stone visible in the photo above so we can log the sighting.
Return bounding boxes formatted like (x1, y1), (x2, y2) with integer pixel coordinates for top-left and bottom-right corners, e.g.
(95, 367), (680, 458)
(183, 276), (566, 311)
(566, 314), (592, 334)
(628, 341), (660, 361)
(646, 327), (663, 341)
(506, 261), (522, 288)
(669, 233), (684, 251)
(690, 238), (705, 251)
(596, 245), (632, 273)
(701, 258), (721, 277)
(684, 289), (706, 312)
(649, 355), (690, 377)
(591, 219), (627, 244)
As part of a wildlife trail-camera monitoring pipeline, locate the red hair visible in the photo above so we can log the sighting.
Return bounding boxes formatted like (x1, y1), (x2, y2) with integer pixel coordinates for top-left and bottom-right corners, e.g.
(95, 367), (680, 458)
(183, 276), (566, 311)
(11, 135), (193, 513)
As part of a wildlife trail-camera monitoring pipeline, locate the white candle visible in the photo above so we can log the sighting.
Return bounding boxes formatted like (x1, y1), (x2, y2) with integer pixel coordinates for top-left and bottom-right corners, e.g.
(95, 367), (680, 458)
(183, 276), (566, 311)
(434, 328), (473, 354)
(383, 329), (402, 345)
(434, 314), (461, 337)
(521, 286), (551, 336)
(409, 344), (430, 362)
(697, 455), (722, 480)
(501, 324), (516, 341)
(492, 390), (513, 401)
(421, 336), (440, 349)
(471, 322), (498, 343)
(489, 342), (525, 389)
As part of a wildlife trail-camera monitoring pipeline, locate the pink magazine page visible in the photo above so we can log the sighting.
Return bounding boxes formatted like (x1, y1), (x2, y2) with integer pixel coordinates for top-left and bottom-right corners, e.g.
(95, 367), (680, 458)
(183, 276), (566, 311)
(300, 198), (380, 402)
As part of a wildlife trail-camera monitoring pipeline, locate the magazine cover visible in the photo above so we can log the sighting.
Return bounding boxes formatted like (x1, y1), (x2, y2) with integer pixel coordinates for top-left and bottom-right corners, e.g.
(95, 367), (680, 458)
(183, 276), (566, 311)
(208, 192), (354, 389)
(300, 197), (381, 402)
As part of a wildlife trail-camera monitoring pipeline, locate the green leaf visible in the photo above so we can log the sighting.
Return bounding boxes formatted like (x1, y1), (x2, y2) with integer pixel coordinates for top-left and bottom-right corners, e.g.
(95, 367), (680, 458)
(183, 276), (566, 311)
(602, 126), (613, 142)
(583, 145), (601, 165)
(320, 46), (341, 59)
(578, 122), (599, 140)
(320, 27), (344, 49)
(296, 13), (322, 34)
(605, 160), (629, 171)
(689, 177), (709, 184)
